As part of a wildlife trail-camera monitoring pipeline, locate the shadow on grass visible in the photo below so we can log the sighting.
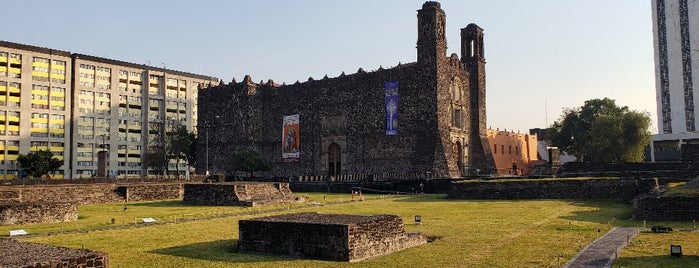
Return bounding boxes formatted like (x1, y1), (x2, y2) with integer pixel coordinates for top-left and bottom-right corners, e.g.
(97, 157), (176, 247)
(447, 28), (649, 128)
(395, 195), (637, 225)
(614, 255), (699, 268)
(558, 200), (634, 225)
(149, 239), (298, 263)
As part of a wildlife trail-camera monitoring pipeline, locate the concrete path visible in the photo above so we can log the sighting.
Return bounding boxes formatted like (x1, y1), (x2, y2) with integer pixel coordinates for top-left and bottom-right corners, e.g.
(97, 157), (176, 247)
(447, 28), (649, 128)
(563, 227), (640, 268)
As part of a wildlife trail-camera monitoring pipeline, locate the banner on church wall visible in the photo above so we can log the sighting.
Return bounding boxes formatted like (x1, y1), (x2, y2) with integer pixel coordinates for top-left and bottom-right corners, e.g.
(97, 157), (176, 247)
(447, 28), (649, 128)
(385, 81), (399, 136)
(282, 114), (300, 162)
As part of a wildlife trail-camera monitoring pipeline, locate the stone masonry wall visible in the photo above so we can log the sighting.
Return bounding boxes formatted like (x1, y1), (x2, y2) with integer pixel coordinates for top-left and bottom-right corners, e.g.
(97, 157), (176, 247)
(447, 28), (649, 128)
(8, 184), (124, 205)
(0, 183), (187, 205)
(183, 182), (294, 206)
(0, 239), (108, 268)
(123, 183), (183, 202)
(632, 195), (699, 220)
(0, 202), (78, 225)
(198, 2), (493, 179)
(348, 214), (427, 262)
(238, 212), (426, 262)
(447, 178), (658, 200)
(183, 183), (239, 206)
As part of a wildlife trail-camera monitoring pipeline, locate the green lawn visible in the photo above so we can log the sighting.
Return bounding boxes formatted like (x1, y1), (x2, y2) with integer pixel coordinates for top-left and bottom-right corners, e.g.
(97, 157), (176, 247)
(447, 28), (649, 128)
(7, 194), (698, 267)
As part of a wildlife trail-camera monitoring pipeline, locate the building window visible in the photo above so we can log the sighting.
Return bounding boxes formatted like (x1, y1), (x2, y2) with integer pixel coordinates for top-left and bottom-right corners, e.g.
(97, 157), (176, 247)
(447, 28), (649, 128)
(493, 144), (497, 154)
(452, 109), (463, 128)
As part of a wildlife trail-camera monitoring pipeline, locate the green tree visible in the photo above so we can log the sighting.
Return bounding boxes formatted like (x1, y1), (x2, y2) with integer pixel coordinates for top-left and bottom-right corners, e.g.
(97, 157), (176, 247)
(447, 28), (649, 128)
(17, 149), (63, 178)
(143, 121), (169, 176)
(548, 98), (651, 162)
(230, 151), (272, 178)
(168, 125), (197, 175)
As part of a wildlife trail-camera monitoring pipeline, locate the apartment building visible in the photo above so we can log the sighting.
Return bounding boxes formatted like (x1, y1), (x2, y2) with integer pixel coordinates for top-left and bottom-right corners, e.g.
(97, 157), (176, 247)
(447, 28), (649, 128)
(650, 0), (699, 161)
(0, 42), (72, 179)
(0, 41), (218, 179)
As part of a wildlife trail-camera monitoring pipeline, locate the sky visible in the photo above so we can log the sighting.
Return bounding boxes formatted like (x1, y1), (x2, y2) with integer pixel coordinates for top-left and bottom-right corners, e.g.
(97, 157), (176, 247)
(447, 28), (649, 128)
(2, 0), (657, 134)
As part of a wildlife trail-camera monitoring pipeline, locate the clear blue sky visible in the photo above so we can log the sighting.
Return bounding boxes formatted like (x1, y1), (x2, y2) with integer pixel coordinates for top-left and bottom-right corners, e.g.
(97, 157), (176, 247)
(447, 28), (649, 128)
(2, 0), (657, 134)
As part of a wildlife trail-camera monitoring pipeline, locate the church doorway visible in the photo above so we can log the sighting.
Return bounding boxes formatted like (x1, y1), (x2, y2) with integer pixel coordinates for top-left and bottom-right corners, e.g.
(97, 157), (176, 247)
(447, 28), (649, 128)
(328, 143), (341, 176)
(455, 141), (463, 176)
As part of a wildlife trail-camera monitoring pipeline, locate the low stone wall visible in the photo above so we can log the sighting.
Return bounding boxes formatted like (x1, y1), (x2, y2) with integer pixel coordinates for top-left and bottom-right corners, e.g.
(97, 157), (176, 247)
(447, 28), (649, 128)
(0, 239), (108, 267)
(3, 184), (124, 205)
(238, 212), (426, 262)
(0, 202), (78, 225)
(0, 183), (187, 205)
(447, 178), (658, 200)
(122, 183), (183, 202)
(183, 182), (295, 206)
(632, 195), (699, 221)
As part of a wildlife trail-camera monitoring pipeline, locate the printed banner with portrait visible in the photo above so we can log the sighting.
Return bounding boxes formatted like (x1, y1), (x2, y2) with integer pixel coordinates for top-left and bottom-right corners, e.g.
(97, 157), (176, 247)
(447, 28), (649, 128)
(282, 114), (300, 162)
(385, 81), (399, 136)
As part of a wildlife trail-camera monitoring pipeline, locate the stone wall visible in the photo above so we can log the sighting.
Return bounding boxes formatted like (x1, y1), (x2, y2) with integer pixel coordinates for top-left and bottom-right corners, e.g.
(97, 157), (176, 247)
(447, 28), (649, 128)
(632, 195), (699, 220)
(123, 183), (183, 202)
(0, 239), (108, 267)
(0, 183), (186, 205)
(4, 184), (124, 205)
(238, 212), (426, 262)
(560, 162), (699, 178)
(183, 182), (295, 206)
(0, 202), (78, 225)
(447, 178), (659, 200)
(197, 2), (493, 179)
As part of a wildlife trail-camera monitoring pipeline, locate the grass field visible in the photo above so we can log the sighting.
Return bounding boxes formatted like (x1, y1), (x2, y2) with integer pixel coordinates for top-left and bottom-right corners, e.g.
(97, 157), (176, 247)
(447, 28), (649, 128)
(6, 193), (698, 267)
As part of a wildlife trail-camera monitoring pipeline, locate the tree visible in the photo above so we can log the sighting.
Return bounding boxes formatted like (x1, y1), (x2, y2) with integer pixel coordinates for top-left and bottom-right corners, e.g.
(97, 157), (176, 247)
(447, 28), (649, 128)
(17, 150), (63, 178)
(143, 121), (169, 176)
(168, 125), (197, 176)
(548, 98), (651, 162)
(230, 151), (272, 178)
(143, 120), (198, 178)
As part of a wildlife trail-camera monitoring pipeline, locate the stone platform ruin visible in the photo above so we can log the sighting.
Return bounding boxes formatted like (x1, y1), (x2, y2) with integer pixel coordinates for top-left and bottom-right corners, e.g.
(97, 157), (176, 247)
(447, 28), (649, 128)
(0, 202), (78, 225)
(238, 212), (427, 262)
(0, 239), (109, 267)
(183, 182), (295, 206)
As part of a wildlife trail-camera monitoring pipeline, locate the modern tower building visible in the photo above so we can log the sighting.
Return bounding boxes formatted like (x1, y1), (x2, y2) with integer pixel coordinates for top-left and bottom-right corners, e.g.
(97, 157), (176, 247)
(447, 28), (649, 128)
(650, 0), (699, 161)
(0, 41), (218, 179)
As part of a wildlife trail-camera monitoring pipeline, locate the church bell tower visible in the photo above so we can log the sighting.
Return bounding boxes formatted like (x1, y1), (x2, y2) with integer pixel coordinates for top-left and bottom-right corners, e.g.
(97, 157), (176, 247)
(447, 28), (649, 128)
(417, 1), (447, 65)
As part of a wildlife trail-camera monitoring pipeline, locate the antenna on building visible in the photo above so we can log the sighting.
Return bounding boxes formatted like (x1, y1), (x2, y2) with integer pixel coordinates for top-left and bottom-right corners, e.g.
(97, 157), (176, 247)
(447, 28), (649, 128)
(545, 99), (549, 127)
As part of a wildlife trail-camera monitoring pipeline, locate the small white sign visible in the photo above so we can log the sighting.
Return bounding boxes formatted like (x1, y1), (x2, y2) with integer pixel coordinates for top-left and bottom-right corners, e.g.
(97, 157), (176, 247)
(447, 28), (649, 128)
(9, 229), (28, 236)
(142, 218), (157, 223)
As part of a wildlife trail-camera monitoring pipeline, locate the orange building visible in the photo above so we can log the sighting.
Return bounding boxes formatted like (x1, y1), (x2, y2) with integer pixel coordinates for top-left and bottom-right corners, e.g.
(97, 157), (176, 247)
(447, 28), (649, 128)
(486, 129), (539, 176)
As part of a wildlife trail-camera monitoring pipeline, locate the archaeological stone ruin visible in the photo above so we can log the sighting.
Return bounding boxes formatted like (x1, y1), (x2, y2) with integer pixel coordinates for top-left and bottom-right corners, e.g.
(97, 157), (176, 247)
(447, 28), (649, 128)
(238, 212), (427, 262)
(183, 182), (295, 206)
(0, 239), (109, 268)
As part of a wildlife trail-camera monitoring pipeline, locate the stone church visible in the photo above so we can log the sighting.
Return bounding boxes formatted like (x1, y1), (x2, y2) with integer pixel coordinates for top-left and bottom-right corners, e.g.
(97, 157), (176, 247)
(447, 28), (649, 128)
(197, 1), (495, 178)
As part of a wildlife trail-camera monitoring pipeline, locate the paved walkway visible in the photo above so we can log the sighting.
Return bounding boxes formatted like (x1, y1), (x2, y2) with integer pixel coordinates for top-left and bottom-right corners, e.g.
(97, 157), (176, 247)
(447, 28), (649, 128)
(563, 227), (640, 268)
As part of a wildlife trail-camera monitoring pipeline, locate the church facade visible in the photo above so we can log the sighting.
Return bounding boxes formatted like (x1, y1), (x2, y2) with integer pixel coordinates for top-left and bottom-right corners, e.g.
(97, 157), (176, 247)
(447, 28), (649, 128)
(197, 2), (495, 178)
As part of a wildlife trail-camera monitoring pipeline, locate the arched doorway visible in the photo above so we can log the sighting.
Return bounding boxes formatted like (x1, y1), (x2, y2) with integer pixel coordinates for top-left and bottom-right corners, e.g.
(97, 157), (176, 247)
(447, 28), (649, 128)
(328, 143), (341, 176)
(454, 141), (463, 176)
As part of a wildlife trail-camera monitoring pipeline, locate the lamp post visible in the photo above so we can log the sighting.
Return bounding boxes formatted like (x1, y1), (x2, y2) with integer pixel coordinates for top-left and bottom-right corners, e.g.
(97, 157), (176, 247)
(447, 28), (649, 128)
(205, 125), (209, 177)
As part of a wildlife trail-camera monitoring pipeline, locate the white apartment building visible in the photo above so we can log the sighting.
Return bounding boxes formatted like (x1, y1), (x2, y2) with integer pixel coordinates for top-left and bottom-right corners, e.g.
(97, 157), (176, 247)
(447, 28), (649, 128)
(0, 41), (218, 179)
(650, 0), (699, 161)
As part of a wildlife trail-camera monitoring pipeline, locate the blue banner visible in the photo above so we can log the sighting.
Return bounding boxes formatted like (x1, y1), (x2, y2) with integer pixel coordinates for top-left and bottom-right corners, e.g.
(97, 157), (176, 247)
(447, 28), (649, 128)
(385, 81), (399, 136)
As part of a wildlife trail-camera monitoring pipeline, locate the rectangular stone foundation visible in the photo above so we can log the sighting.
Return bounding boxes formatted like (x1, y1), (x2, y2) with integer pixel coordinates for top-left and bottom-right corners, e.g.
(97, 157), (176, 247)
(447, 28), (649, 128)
(238, 212), (426, 262)
(0, 202), (78, 225)
(183, 182), (294, 206)
(0, 239), (109, 267)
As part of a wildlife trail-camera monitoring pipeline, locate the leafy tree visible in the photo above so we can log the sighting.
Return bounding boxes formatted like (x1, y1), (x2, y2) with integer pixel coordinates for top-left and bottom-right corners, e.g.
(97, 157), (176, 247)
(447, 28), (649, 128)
(230, 151), (272, 178)
(168, 125), (197, 175)
(17, 150), (63, 178)
(548, 98), (651, 162)
(143, 121), (199, 177)
(143, 121), (169, 176)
